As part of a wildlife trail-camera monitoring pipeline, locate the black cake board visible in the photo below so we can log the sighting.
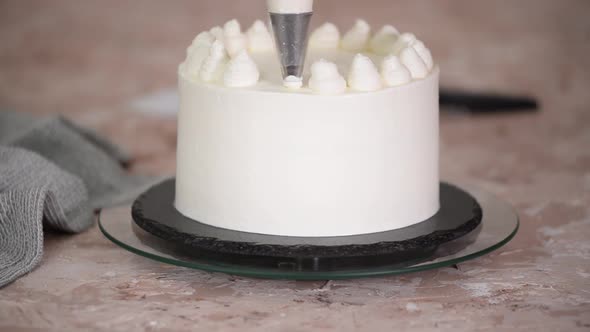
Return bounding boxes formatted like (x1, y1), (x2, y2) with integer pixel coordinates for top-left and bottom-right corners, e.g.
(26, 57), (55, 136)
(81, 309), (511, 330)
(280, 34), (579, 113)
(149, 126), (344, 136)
(130, 179), (482, 270)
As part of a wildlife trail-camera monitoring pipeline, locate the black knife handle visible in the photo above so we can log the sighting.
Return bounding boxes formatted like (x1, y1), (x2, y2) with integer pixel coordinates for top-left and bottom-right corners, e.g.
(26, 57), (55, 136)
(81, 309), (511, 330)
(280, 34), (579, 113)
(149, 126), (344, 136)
(440, 89), (539, 112)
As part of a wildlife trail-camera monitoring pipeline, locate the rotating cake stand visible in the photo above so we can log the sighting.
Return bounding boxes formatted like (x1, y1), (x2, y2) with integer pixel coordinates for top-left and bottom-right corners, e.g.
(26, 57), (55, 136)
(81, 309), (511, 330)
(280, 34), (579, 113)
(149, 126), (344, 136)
(99, 179), (518, 280)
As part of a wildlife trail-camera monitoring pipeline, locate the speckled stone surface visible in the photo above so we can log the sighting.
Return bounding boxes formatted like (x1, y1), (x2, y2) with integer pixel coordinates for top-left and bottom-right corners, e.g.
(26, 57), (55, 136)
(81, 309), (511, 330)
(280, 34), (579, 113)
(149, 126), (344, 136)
(0, 0), (589, 331)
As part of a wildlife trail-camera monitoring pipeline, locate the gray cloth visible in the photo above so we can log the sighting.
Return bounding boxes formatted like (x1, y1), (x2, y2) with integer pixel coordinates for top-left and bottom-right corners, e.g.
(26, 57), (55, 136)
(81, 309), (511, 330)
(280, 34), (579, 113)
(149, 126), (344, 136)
(0, 111), (156, 287)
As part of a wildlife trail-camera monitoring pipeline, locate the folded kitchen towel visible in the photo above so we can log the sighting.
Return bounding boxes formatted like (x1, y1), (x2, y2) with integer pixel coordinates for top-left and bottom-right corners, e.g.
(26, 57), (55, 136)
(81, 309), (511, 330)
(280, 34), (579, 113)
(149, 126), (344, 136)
(0, 110), (156, 288)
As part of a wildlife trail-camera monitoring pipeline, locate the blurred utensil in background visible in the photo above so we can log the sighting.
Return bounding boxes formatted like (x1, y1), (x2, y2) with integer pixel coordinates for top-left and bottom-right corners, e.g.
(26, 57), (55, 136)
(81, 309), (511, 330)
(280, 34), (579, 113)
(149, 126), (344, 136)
(440, 89), (538, 113)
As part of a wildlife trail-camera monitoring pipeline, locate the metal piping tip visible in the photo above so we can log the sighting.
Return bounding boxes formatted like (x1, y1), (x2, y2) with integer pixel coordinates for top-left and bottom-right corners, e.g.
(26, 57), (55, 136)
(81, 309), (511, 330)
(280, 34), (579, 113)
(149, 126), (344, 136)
(269, 12), (312, 87)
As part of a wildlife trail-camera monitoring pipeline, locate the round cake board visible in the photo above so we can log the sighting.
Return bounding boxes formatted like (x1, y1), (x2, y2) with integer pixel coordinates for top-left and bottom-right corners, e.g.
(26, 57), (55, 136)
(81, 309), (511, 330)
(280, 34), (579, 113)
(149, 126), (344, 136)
(99, 180), (519, 280)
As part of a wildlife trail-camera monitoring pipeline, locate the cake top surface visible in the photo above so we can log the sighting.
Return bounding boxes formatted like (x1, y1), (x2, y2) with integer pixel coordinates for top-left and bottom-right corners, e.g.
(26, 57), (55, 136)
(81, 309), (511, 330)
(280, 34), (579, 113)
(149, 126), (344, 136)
(179, 19), (435, 95)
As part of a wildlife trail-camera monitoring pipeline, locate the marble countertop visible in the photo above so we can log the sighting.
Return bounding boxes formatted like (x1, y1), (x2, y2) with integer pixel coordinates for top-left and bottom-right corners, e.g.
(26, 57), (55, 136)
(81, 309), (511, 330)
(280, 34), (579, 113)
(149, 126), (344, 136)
(1, 0), (589, 330)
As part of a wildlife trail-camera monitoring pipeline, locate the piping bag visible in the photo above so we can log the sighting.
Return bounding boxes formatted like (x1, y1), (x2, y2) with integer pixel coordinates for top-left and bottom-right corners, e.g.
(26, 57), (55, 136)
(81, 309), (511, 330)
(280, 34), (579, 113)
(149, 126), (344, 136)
(267, 0), (313, 89)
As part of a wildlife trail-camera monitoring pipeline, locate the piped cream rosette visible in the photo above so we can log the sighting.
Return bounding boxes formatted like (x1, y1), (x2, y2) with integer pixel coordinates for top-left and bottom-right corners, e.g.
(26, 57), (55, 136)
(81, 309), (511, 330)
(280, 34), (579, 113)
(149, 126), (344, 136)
(181, 19), (435, 91)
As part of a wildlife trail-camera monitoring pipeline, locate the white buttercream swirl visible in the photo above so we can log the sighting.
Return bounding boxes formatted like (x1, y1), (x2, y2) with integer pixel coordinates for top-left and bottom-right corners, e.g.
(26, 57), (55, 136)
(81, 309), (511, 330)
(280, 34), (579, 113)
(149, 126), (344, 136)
(209, 26), (224, 40)
(347, 53), (382, 91)
(369, 25), (399, 55)
(223, 19), (247, 58)
(309, 23), (340, 49)
(184, 32), (214, 80)
(247, 20), (274, 52)
(199, 40), (228, 82)
(308, 59), (347, 94)
(412, 40), (434, 70)
(399, 46), (428, 79)
(391, 32), (417, 55)
(223, 50), (260, 87)
(283, 75), (303, 89)
(187, 31), (214, 56)
(380, 55), (412, 87)
(341, 19), (371, 52)
(185, 48), (212, 80)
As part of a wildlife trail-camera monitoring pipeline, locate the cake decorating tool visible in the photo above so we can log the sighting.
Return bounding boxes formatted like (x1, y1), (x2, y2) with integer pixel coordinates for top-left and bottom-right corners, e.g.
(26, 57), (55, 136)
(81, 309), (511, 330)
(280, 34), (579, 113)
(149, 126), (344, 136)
(267, 0), (313, 88)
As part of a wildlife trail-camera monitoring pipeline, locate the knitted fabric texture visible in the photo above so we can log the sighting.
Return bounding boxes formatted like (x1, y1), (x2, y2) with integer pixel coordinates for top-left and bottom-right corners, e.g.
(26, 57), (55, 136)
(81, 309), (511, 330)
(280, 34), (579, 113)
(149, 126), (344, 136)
(0, 110), (155, 287)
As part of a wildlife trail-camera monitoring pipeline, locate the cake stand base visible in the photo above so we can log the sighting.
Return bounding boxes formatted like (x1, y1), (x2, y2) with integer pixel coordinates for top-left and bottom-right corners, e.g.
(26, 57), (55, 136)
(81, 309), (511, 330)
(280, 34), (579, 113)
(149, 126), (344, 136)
(99, 179), (518, 280)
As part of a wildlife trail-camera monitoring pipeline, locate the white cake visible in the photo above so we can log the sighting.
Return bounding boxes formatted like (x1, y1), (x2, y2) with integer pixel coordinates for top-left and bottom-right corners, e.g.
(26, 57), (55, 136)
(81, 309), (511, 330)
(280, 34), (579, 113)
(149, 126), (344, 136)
(175, 19), (439, 237)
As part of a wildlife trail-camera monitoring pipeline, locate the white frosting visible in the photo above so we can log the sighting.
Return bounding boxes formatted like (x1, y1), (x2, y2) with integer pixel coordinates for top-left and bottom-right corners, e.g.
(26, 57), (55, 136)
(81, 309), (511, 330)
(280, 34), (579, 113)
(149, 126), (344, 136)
(246, 20), (274, 52)
(380, 55), (412, 87)
(187, 31), (214, 55)
(412, 40), (434, 70)
(400, 46), (429, 79)
(308, 59), (346, 94)
(199, 40), (228, 82)
(176, 20), (439, 237)
(391, 32), (417, 55)
(223, 19), (247, 58)
(184, 48), (211, 80)
(184, 32), (214, 80)
(283, 75), (303, 89)
(347, 54), (382, 91)
(266, 0), (313, 13)
(309, 23), (340, 49)
(180, 20), (436, 91)
(341, 19), (371, 52)
(176, 69), (440, 236)
(369, 25), (400, 55)
(209, 26), (224, 40)
(223, 51), (260, 87)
